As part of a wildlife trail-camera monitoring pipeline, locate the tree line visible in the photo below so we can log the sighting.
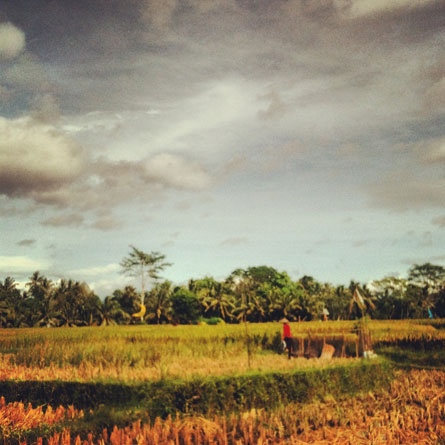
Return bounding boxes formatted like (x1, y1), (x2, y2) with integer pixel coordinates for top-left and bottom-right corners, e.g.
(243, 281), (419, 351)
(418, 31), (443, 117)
(0, 248), (444, 328)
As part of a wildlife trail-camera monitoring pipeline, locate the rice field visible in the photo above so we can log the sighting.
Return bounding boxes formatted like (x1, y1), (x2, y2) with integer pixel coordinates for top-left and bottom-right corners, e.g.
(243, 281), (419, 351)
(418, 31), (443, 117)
(0, 319), (443, 444)
(0, 319), (442, 382)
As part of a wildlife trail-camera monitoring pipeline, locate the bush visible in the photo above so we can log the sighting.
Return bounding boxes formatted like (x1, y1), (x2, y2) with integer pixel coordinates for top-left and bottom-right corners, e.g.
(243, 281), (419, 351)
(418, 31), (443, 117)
(170, 288), (201, 324)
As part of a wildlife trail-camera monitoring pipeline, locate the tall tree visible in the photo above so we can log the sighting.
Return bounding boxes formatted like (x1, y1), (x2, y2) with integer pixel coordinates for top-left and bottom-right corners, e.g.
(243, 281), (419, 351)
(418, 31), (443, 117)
(112, 286), (140, 321)
(170, 287), (201, 324)
(145, 280), (173, 324)
(370, 277), (408, 319)
(349, 285), (376, 319)
(0, 277), (23, 327)
(26, 271), (55, 326)
(190, 277), (235, 321)
(120, 246), (172, 319)
(97, 296), (128, 326)
(408, 263), (445, 317)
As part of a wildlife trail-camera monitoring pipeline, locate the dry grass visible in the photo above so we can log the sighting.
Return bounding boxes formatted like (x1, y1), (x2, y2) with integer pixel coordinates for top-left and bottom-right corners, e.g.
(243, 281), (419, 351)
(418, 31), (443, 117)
(0, 352), (356, 382)
(14, 369), (444, 444)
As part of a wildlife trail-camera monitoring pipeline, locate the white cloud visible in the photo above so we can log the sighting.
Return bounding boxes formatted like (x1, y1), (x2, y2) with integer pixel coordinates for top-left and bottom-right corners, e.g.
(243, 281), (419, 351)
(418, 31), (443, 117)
(87, 275), (129, 298)
(148, 80), (259, 156)
(0, 255), (50, 274)
(70, 263), (120, 277)
(144, 153), (212, 190)
(337, 0), (436, 18)
(0, 117), (85, 197)
(60, 111), (126, 134)
(0, 22), (25, 59)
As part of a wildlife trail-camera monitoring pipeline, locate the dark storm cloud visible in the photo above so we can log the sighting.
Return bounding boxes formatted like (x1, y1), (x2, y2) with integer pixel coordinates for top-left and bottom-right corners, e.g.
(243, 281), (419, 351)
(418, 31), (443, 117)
(25, 152), (212, 229)
(0, 0), (443, 217)
(0, 111), (212, 228)
(2, 0), (442, 110)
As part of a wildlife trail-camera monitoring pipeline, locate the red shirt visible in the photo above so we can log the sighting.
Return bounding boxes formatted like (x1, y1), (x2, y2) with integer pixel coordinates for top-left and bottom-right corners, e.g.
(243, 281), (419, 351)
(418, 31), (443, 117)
(283, 323), (292, 338)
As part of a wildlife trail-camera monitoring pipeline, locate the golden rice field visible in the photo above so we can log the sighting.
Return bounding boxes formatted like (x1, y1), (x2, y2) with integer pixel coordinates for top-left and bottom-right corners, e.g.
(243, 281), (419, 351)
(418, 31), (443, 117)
(0, 319), (442, 382)
(4, 370), (444, 445)
(0, 320), (444, 444)
(0, 353), (357, 382)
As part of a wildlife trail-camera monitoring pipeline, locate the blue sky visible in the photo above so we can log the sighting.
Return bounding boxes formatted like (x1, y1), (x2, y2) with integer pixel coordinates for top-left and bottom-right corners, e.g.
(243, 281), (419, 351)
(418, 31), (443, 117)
(0, 0), (444, 296)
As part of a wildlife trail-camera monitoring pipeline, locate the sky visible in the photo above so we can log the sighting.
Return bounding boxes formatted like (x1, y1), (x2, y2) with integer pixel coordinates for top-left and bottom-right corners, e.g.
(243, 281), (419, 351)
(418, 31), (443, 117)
(0, 0), (444, 297)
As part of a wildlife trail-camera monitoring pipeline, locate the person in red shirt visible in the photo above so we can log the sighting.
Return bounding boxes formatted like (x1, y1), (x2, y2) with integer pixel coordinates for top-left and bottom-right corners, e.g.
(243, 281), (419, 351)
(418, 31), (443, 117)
(281, 318), (294, 359)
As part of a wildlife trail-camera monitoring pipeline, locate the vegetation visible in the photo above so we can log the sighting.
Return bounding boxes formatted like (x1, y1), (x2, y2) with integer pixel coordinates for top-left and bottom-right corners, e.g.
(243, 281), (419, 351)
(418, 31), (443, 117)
(2, 370), (443, 444)
(1, 262), (445, 327)
(0, 321), (442, 384)
(1, 252), (444, 443)
(0, 319), (442, 443)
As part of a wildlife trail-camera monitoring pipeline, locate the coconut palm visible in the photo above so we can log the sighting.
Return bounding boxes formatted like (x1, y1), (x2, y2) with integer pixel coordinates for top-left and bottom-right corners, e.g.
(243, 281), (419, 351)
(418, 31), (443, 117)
(145, 280), (173, 324)
(0, 277), (25, 327)
(349, 285), (376, 319)
(97, 296), (128, 326)
(191, 277), (235, 321)
(26, 271), (55, 326)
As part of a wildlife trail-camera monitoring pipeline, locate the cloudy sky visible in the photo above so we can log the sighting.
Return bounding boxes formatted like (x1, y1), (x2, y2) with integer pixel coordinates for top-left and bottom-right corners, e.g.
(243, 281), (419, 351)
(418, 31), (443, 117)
(0, 0), (444, 296)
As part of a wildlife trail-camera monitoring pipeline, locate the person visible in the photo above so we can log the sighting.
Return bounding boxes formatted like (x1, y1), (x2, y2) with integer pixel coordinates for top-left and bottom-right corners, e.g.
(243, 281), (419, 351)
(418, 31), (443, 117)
(322, 308), (329, 322)
(281, 318), (294, 359)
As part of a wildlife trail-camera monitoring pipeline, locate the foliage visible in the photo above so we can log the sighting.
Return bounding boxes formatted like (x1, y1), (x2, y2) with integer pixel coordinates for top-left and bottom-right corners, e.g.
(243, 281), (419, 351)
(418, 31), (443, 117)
(1, 262), (445, 327)
(120, 246), (172, 311)
(144, 281), (172, 324)
(170, 287), (201, 324)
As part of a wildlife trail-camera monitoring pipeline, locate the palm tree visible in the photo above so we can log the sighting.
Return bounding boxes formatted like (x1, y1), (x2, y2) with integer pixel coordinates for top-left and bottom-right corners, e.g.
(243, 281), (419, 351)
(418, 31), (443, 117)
(349, 286), (376, 319)
(112, 286), (140, 321)
(145, 280), (173, 324)
(26, 271), (55, 326)
(273, 287), (302, 321)
(97, 296), (128, 326)
(191, 277), (234, 321)
(52, 279), (95, 326)
(0, 277), (24, 327)
(120, 246), (172, 320)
